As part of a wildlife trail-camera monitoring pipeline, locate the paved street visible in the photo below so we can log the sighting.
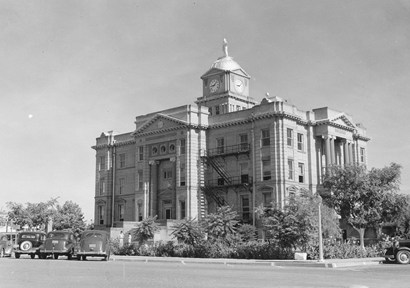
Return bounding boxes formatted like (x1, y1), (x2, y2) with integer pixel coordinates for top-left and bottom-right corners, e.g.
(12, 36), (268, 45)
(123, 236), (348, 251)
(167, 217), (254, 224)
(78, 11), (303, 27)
(1, 256), (410, 288)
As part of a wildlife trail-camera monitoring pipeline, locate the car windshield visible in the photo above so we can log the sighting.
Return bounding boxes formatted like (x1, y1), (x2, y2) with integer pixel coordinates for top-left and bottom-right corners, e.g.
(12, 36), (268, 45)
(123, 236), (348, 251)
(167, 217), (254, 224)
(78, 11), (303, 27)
(47, 232), (69, 239)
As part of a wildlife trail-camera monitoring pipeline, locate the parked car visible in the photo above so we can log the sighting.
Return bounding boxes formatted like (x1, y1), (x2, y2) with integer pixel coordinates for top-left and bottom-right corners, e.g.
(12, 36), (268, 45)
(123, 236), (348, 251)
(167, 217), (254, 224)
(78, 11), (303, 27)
(385, 238), (410, 264)
(39, 231), (77, 260)
(14, 231), (46, 259)
(0, 232), (18, 257)
(76, 230), (110, 261)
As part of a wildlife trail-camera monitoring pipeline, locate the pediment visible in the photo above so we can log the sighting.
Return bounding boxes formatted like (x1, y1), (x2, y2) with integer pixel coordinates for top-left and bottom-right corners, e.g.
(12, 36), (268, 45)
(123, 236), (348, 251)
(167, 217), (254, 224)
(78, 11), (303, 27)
(330, 114), (356, 128)
(133, 114), (188, 135)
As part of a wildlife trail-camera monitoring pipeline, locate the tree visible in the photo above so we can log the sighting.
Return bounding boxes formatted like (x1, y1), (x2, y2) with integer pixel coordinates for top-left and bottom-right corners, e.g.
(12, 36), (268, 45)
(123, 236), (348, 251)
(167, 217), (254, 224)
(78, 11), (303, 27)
(202, 206), (239, 242)
(257, 191), (318, 251)
(323, 163), (401, 249)
(53, 201), (86, 234)
(171, 218), (204, 246)
(130, 216), (159, 246)
(7, 198), (58, 230)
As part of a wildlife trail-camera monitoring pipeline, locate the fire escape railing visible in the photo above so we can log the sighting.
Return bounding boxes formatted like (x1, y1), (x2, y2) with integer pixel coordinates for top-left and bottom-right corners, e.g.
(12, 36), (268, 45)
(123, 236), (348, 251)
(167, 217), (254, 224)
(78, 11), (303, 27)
(199, 144), (252, 208)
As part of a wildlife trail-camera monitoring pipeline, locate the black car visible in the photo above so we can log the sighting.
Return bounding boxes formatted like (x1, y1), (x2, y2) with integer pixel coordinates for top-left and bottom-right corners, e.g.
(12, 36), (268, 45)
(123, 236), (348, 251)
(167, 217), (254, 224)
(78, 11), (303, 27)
(14, 231), (46, 259)
(385, 239), (410, 264)
(39, 231), (77, 260)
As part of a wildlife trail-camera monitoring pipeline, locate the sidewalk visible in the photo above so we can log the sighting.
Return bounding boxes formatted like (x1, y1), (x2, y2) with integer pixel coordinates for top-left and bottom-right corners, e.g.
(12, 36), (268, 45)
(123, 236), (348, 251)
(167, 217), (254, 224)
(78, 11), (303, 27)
(110, 255), (385, 269)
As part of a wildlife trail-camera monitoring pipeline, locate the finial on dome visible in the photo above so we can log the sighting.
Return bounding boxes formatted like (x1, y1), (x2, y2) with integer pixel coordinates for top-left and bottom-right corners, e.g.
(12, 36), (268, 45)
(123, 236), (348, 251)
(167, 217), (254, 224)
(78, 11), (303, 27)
(223, 38), (229, 57)
(266, 92), (270, 97)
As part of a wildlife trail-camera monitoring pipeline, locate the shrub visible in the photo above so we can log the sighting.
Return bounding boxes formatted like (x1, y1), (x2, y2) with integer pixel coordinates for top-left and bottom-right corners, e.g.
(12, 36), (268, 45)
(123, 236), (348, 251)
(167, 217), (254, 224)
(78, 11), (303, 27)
(110, 238), (136, 255)
(306, 241), (385, 260)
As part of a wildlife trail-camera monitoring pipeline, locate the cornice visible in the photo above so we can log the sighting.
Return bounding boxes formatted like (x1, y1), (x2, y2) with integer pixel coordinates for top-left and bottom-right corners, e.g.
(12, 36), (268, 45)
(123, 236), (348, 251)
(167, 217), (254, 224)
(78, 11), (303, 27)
(91, 139), (136, 150)
(209, 111), (309, 129)
(354, 134), (371, 142)
(134, 124), (208, 137)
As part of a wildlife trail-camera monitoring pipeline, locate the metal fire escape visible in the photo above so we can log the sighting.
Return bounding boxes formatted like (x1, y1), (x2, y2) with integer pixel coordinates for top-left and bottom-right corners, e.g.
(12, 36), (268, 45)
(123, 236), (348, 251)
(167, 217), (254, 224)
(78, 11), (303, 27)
(199, 143), (253, 218)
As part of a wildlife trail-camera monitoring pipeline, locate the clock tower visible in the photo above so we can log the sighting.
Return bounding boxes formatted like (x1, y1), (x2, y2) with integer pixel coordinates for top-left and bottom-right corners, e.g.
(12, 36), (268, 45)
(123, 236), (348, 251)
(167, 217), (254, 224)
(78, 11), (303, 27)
(196, 39), (257, 115)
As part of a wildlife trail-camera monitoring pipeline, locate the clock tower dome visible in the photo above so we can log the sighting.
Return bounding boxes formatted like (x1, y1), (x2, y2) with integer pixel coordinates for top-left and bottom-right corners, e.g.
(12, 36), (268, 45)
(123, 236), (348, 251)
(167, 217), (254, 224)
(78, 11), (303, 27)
(196, 39), (257, 115)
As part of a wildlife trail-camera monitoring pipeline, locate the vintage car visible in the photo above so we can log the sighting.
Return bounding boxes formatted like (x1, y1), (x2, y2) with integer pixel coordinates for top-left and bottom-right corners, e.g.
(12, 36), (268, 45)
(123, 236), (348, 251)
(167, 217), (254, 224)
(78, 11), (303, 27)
(0, 232), (18, 257)
(14, 231), (46, 259)
(385, 238), (410, 264)
(76, 230), (110, 261)
(39, 231), (77, 260)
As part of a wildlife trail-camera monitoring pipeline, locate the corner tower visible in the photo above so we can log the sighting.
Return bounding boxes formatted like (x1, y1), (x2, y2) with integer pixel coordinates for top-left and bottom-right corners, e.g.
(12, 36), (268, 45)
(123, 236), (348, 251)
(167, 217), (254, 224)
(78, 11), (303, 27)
(196, 39), (257, 115)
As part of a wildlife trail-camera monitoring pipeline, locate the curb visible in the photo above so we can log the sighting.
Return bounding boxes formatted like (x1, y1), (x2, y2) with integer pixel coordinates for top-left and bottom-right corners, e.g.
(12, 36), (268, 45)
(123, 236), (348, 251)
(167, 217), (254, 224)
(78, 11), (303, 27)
(110, 256), (384, 269)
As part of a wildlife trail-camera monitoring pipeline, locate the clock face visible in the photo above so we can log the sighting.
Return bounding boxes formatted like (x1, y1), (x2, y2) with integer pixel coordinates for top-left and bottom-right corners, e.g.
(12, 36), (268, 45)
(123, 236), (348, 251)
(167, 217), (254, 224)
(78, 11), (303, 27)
(234, 79), (244, 93)
(209, 79), (220, 93)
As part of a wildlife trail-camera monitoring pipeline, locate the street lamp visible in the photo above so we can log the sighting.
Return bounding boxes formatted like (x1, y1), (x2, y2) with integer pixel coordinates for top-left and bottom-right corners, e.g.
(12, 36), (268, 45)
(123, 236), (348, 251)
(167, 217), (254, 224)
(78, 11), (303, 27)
(317, 193), (324, 262)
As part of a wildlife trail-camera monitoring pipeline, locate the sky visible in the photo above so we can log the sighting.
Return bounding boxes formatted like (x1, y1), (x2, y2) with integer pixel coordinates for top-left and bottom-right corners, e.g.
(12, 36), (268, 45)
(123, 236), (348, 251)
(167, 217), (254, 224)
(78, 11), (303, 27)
(1, 0), (410, 222)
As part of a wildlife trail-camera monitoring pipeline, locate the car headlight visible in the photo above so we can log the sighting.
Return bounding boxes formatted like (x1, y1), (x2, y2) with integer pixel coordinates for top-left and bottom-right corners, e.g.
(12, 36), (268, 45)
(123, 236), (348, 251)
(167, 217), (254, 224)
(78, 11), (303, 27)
(394, 240), (400, 248)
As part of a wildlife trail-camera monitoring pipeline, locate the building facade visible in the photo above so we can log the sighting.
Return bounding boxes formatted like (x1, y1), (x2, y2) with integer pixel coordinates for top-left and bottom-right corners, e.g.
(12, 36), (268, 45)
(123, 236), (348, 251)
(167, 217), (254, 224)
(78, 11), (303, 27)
(92, 41), (369, 232)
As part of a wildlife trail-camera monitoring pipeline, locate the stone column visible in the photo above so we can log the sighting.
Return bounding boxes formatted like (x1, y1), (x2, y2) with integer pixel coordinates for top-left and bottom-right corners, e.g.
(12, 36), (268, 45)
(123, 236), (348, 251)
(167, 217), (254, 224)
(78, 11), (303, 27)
(325, 136), (331, 169)
(344, 141), (349, 165)
(340, 140), (345, 166)
(170, 157), (177, 219)
(149, 160), (159, 217)
(330, 136), (335, 165)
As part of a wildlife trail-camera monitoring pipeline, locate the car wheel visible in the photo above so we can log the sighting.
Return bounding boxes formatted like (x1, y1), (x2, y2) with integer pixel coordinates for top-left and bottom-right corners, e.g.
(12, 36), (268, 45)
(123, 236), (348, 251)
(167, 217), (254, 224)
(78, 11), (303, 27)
(67, 253), (72, 260)
(14, 253), (20, 259)
(54, 254), (59, 260)
(396, 250), (410, 264)
(0, 249), (4, 258)
(76, 255), (81, 261)
(30, 254), (35, 259)
(82, 255), (86, 261)
(20, 241), (32, 251)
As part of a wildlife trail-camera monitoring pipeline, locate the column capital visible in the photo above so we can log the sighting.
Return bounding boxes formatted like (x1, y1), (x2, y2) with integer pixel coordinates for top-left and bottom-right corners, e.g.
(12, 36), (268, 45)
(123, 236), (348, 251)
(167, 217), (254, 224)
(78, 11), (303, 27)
(149, 160), (159, 165)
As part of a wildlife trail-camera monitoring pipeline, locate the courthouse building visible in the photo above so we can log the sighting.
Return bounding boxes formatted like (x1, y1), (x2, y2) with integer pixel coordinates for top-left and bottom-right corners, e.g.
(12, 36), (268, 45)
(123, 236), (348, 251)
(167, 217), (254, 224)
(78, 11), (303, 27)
(92, 40), (369, 233)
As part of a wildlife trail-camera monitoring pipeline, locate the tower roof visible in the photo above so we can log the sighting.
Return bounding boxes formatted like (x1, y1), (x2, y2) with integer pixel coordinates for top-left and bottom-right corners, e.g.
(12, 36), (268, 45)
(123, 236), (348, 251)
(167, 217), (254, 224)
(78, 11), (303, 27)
(210, 39), (242, 71)
(202, 39), (249, 78)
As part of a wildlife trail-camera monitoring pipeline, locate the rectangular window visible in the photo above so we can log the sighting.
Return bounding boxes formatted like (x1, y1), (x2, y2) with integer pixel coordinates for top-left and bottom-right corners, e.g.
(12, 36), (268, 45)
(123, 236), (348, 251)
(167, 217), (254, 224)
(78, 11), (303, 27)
(261, 129), (270, 147)
(164, 169), (173, 179)
(240, 162), (249, 184)
(99, 156), (105, 171)
(180, 200), (186, 219)
(119, 178), (125, 194)
(217, 178), (225, 186)
(263, 193), (272, 207)
(262, 156), (271, 180)
(118, 204), (124, 221)
(241, 195), (250, 222)
(216, 137), (225, 154)
(180, 139), (186, 155)
(215, 105), (220, 115)
(98, 206), (104, 225)
(239, 134), (248, 151)
(138, 146), (144, 161)
(138, 203), (143, 221)
(138, 170), (143, 190)
(208, 107), (213, 116)
(298, 163), (304, 183)
(360, 148), (365, 163)
(288, 159), (294, 180)
(287, 128), (293, 147)
(180, 164), (186, 186)
(236, 105), (241, 111)
(119, 153), (126, 168)
(99, 178), (105, 195)
(297, 133), (304, 151)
